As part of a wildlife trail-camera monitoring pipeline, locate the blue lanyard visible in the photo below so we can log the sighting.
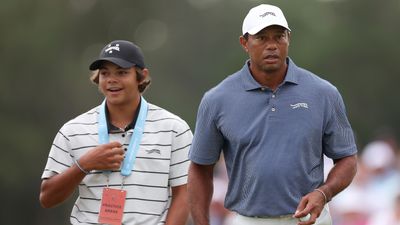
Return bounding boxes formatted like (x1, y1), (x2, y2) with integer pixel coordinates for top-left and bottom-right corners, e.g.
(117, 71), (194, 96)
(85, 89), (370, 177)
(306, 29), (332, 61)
(98, 96), (148, 177)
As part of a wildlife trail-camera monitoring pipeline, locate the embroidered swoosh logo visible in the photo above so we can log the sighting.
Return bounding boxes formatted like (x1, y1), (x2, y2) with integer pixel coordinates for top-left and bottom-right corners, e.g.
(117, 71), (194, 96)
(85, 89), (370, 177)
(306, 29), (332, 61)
(290, 103), (308, 109)
(146, 149), (161, 154)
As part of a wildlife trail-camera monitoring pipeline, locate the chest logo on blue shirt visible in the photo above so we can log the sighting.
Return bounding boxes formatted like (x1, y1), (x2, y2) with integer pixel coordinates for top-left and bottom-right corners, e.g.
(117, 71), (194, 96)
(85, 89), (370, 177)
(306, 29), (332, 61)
(290, 102), (309, 109)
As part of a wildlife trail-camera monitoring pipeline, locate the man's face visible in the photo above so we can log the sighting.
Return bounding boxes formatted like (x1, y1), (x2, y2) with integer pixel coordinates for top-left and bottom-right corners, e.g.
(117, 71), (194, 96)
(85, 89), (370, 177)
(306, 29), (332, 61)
(241, 25), (290, 74)
(98, 61), (141, 107)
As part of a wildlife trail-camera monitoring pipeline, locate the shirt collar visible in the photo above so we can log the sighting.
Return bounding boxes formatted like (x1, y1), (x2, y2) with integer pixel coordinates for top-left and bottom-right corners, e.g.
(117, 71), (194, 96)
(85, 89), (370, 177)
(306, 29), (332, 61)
(285, 57), (300, 85)
(241, 57), (300, 91)
(105, 98), (141, 133)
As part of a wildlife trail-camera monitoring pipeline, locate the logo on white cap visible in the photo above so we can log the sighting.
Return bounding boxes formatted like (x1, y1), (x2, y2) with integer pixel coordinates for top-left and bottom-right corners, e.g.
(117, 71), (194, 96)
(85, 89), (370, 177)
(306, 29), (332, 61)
(105, 44), (120, 54)
(242, 4), (290, 35)
(260, 12), (276, 17)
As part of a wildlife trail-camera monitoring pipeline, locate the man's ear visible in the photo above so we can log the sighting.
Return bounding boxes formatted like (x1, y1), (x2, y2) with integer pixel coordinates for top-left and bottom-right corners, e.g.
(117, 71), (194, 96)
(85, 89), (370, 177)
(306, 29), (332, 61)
(239, 35), (248, 53)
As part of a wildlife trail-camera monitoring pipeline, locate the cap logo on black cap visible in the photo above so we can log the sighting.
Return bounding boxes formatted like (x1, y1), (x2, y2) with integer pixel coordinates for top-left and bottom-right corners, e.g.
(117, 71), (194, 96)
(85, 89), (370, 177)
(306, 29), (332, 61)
(89, 40), (146, 70)
(105, 44), (120, 54)
(260, 11), (276, 18)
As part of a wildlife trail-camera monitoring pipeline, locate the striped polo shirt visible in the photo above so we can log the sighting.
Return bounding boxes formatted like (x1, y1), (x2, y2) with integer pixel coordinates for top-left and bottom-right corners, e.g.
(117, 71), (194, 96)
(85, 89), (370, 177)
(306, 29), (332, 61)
(42, 102), (193, 225)
(189, 58), (357, 216)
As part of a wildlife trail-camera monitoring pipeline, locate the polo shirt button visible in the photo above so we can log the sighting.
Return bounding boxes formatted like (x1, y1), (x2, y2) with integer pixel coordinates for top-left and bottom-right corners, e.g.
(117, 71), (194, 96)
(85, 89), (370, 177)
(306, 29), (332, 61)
(272, 94), (276, 98)
(271, 107), (276, 112)
(122, 134), (125, 137)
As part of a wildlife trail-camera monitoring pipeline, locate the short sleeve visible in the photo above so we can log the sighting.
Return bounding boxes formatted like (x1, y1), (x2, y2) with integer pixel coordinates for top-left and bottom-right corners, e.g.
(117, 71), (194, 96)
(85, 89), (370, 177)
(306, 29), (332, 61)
(41, 126), (73, 179)
(169, 120), (193, 187)
(189, 93), (224, 165)
(323, 89), (357, 159)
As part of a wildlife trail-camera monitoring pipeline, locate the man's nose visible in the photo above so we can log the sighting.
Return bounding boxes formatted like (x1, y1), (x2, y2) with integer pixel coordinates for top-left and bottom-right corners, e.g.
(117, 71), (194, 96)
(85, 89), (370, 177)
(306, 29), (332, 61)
(265, 41), (278, 50)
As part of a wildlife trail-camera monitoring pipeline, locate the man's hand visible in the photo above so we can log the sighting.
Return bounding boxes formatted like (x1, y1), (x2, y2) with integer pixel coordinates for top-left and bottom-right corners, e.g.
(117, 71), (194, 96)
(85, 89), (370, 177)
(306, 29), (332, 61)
(293, 190), (326, 225)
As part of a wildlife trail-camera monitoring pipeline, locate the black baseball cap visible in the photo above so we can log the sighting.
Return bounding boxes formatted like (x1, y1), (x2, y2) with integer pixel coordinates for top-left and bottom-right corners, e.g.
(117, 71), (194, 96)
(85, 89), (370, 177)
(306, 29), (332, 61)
(89, 40), (145, 70)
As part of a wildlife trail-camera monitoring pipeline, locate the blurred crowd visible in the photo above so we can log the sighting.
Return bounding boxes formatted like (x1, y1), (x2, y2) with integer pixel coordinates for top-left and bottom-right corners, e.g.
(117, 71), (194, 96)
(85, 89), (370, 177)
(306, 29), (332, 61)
(330, 134), (400, 225)
(187, 133), (400, 225)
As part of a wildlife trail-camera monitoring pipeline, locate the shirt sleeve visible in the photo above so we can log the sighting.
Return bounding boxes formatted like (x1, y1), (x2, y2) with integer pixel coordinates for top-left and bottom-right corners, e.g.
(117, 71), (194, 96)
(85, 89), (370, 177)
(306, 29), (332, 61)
(41, 126), (73, 179)
(169, 120), (193, 187)
(189, 93), (224, 165)
(323, 89), (357, 159)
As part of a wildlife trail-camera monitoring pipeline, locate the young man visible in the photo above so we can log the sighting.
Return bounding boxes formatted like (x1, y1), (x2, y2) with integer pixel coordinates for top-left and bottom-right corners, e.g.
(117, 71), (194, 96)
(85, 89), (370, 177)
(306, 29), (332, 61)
(40, 40), (192, 225)
(188, 4), (358, 225)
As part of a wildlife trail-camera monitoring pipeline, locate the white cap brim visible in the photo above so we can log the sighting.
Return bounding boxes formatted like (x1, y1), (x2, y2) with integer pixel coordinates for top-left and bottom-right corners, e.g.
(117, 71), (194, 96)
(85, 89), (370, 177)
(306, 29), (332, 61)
(246, 22), (291, 35)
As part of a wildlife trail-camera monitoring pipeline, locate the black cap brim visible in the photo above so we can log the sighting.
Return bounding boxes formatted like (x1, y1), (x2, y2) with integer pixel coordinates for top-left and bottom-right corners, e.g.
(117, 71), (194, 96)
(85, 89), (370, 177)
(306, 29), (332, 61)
(89, 57), (135, 70)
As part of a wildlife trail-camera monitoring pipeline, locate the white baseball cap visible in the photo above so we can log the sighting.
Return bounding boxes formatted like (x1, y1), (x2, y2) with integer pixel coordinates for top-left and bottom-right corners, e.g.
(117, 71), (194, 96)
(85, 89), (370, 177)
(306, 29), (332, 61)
(361, 141), (395, 170)
(242, 4), (291, 35)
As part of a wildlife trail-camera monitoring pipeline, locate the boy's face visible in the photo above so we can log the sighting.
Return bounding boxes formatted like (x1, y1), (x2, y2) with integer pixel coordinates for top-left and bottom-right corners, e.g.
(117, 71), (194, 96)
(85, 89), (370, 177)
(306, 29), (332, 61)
(98, 61), (141, 107)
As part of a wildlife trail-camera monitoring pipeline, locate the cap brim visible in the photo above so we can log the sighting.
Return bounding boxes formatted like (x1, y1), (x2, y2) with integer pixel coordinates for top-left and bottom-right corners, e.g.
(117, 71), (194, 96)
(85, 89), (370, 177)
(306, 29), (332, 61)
(246, 23), (291, 35)
(89, 57), (135, 70)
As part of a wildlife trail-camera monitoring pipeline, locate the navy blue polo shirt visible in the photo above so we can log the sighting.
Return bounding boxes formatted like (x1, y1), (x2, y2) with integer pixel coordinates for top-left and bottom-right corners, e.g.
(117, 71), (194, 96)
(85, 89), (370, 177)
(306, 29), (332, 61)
(189, 58), (357, 216)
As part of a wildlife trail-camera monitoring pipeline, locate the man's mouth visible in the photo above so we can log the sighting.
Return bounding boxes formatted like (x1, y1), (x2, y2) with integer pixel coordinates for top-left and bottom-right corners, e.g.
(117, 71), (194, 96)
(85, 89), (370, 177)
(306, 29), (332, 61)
(264, 54), (279, 63)
(265, 54), (279, 59)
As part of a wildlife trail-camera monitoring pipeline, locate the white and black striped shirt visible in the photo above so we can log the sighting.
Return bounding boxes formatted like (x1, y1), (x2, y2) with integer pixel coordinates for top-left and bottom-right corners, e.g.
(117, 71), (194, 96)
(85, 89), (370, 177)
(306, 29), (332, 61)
(42, 103), (193, 225)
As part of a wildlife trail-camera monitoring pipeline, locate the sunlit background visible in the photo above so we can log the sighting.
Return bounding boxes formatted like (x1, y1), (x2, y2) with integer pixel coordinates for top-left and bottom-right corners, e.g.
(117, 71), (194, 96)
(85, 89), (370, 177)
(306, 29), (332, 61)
(1, 0), (400, 224)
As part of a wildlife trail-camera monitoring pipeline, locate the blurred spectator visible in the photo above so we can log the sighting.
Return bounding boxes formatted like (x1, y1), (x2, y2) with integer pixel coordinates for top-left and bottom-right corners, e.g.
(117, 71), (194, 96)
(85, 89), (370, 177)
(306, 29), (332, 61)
(330, 161), (370, 225)
(366, 193), (400, 225)
(330, 138), (400, 225)
(361, 140), (400, 213)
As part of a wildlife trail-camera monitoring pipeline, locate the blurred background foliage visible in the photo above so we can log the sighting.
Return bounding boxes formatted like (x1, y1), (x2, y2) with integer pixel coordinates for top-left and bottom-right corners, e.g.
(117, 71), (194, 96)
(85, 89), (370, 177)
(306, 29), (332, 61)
(1, 0), (399, 224)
